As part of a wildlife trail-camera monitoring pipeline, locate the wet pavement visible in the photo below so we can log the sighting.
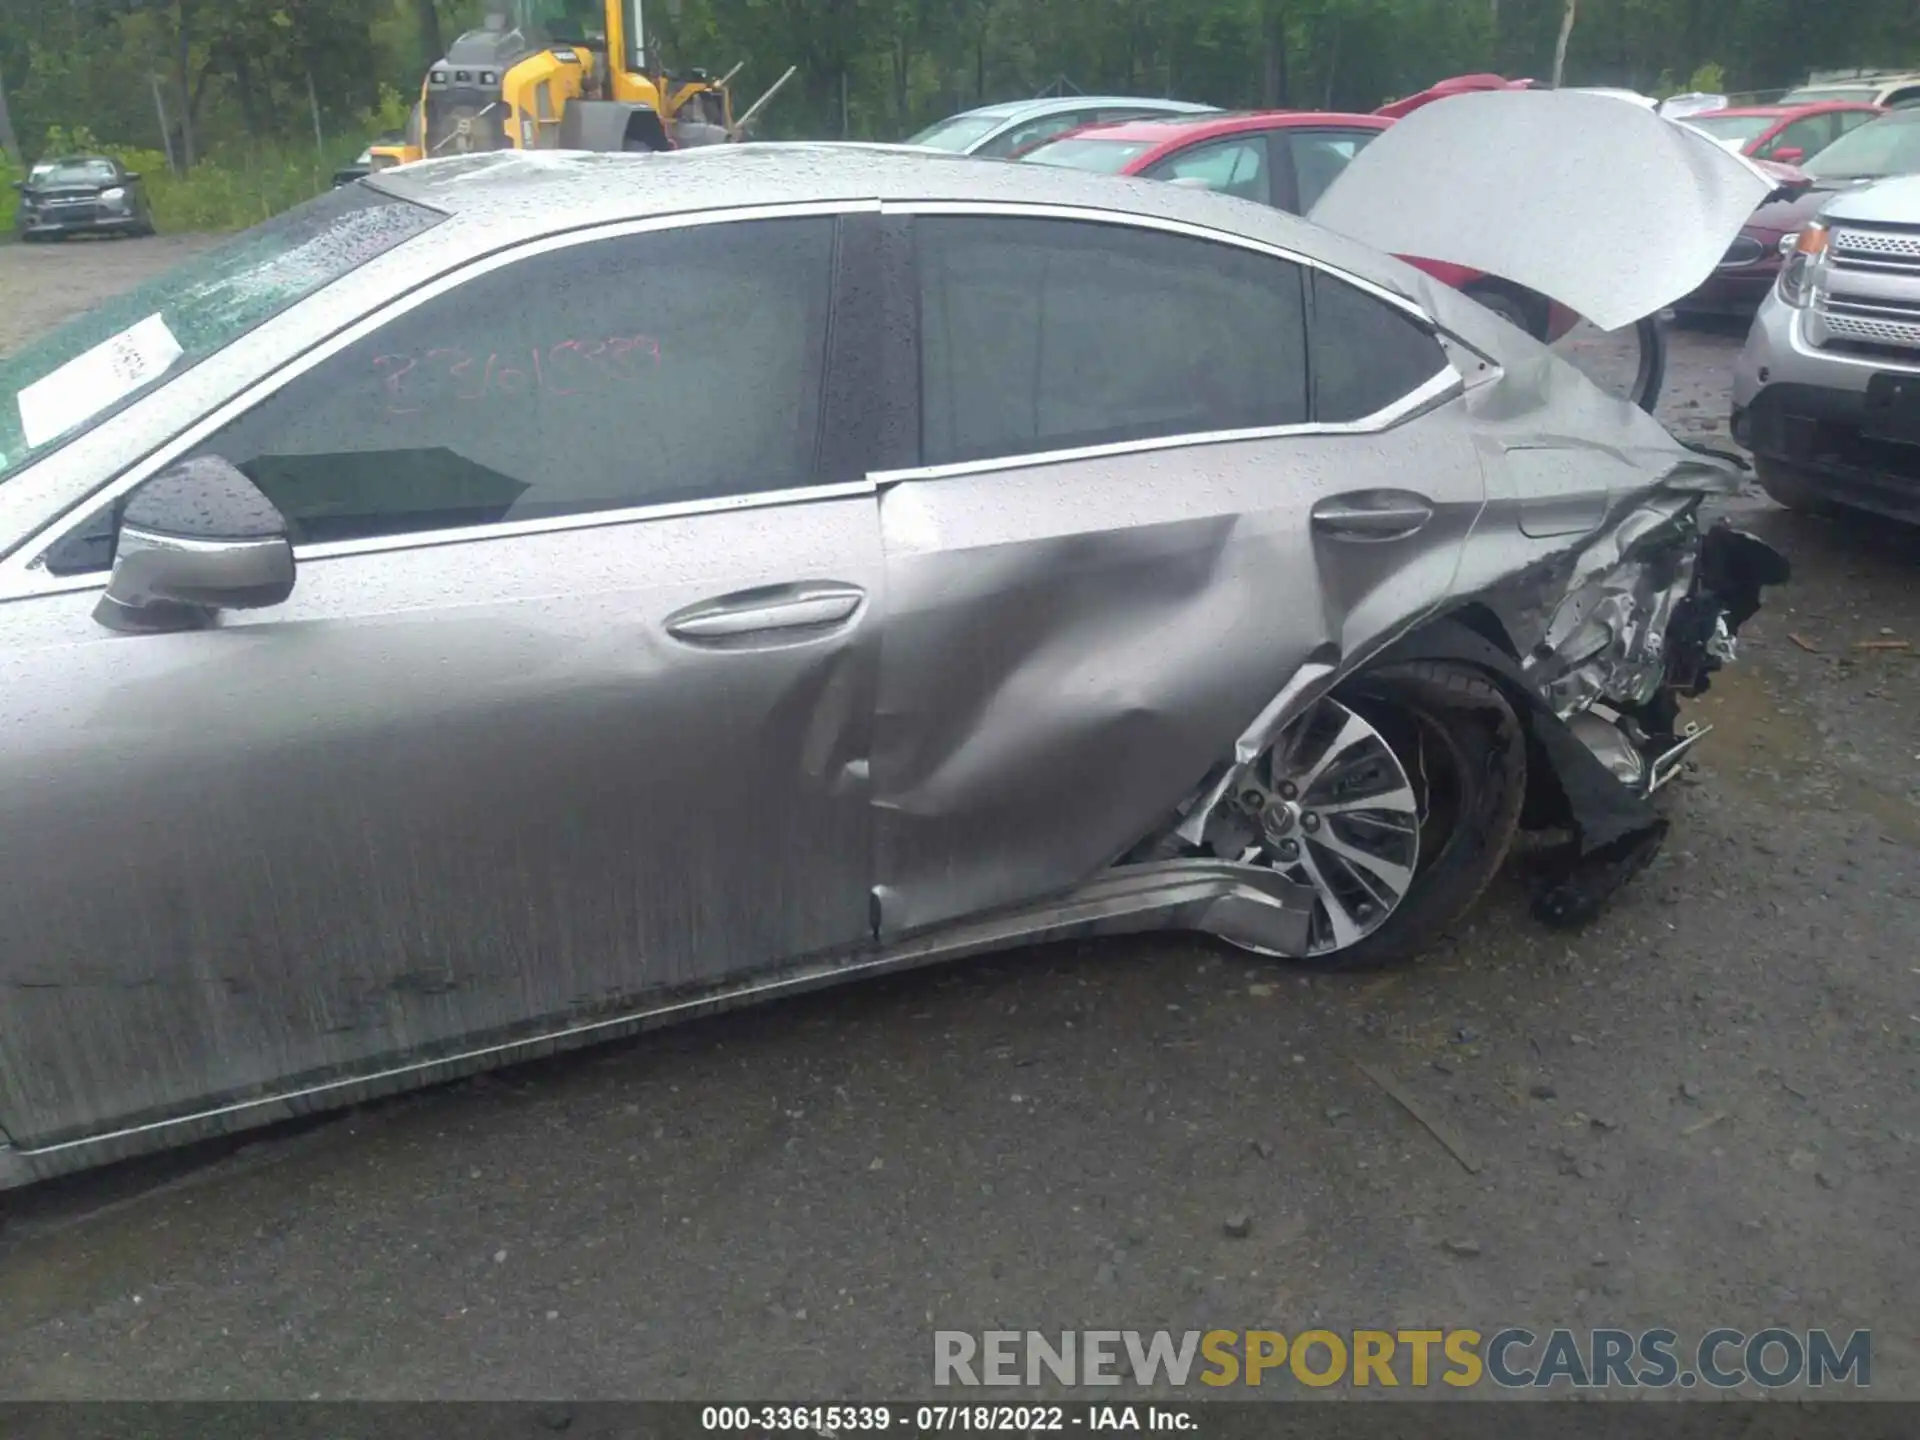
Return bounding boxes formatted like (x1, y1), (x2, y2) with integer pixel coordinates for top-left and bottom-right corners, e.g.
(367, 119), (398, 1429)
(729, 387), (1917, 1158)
(0, 242), (1915, 1400)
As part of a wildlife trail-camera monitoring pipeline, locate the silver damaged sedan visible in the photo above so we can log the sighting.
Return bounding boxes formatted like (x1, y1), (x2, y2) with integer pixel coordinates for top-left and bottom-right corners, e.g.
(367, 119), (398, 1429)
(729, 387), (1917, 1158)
(0, 93), (1789, 1186)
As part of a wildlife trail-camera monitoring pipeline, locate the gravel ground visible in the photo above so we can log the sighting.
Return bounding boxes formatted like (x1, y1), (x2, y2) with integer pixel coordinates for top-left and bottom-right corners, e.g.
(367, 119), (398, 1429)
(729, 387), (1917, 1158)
(0, 240), (1915, 1401)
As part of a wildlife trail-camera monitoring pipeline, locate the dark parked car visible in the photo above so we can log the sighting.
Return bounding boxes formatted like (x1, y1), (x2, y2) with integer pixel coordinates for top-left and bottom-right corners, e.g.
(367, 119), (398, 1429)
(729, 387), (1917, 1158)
(13, 155), (155, 241)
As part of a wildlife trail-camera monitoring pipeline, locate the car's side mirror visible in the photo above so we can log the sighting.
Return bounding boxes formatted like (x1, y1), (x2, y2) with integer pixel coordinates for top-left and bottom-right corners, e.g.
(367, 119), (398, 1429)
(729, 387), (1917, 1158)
(1770, 146), (1804, 165)
(123, 171), (142, 182)
(94, 456), (295, 634)
(8, 180), (22, 193)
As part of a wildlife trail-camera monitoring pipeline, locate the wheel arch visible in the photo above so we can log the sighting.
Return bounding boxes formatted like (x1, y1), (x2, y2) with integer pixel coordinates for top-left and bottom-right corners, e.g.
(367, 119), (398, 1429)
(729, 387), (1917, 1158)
(1360, 613), (1659, 851)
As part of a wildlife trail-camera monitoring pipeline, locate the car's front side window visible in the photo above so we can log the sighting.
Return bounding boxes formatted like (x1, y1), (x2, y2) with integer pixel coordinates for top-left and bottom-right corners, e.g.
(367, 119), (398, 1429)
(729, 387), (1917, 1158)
(916, 216), (1307, 466)
(1761, 116), (1832, 160)
(162, 217), (834, 550)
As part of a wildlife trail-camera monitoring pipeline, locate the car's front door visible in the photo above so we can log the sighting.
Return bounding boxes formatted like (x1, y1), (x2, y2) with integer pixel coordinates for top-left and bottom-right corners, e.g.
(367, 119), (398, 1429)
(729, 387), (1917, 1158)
(1139, 134), (1274, 204)
(0, 212), (884, 1149)
(868, 210), (1480, 937)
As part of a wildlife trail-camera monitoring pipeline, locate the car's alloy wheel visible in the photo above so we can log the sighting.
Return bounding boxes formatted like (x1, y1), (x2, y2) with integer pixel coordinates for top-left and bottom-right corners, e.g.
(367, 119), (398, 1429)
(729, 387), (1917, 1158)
(1209, 696), (1421, 955)
(1206, 663), (1527, 968)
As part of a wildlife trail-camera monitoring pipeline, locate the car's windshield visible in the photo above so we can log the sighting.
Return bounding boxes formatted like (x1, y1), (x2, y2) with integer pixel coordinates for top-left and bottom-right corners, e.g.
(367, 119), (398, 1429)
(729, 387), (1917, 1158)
(1803, 111), (1920, 179)
(1682, 114), (1778, 144)
(34, 159), (118, 186)
(0, 185), (443, 482)
(1781, 87), (1875, 105)
(904, 115), (1004, 152)
(1020, 136), (1158, 172)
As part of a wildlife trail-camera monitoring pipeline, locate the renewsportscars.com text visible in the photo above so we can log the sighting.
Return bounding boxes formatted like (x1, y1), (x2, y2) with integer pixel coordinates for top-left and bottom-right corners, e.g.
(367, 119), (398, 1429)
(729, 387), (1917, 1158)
(933, 1328), (1871, 1390)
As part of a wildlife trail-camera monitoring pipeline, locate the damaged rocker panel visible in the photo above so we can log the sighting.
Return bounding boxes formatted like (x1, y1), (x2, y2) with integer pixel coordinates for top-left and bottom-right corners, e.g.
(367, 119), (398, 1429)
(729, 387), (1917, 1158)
(0, 860), (1312, 1187)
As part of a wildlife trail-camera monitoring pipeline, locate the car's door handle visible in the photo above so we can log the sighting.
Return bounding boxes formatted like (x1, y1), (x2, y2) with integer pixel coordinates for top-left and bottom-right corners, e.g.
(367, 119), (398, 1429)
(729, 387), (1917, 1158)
(664, 582), (867, 643)
(1310, 490), (1435, 542)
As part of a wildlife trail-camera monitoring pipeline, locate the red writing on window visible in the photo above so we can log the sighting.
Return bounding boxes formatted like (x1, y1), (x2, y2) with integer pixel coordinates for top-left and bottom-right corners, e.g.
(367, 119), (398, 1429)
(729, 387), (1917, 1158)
(372, 335), (663, 414)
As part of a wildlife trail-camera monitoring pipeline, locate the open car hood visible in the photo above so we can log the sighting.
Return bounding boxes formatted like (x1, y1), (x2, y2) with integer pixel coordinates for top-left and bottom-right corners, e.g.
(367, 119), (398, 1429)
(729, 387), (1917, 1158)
(1308, 89), (1776, 331)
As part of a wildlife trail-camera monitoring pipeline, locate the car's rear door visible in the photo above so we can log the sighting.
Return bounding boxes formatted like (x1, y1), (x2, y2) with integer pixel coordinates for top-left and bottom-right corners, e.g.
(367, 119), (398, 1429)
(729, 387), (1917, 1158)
(867, 207), (1482, 937)
(0, 208), (886, 1152)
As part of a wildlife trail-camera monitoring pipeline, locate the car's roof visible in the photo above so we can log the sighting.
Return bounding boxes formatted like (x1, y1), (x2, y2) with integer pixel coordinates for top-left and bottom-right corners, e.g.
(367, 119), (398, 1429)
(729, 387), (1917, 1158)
(1057, 110), (1390, 146)
(367, 143), (1414, 294)
(942, 96), (1216, 125)
(1786, 78), (1920, 96)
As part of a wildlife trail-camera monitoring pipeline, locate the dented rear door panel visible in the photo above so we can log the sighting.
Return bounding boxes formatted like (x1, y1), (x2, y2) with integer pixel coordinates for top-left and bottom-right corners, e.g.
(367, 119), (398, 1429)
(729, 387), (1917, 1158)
(871, 413), (1488, 939)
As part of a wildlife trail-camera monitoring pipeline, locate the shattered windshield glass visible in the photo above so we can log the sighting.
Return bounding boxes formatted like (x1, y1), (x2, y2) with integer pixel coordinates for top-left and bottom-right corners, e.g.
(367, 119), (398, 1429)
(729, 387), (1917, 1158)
(0, 185), (444, 482)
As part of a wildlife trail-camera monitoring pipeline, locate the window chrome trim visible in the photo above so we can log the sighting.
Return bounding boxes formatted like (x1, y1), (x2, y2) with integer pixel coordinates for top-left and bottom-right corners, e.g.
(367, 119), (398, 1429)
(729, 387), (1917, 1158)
(0, 198), (880, 601)
(881, 197), (1441, 326)
(871, 361), (1461, 487)
(0, 479), (884, 602)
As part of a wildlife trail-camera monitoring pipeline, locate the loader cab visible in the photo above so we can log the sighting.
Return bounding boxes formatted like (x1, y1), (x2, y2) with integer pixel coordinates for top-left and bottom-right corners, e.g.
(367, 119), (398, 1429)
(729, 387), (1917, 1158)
(422, 14), (545, 154)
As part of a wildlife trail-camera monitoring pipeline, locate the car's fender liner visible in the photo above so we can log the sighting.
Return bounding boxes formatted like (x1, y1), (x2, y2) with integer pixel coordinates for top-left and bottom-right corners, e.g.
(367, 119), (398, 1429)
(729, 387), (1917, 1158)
(1364, 615), (1670, 929)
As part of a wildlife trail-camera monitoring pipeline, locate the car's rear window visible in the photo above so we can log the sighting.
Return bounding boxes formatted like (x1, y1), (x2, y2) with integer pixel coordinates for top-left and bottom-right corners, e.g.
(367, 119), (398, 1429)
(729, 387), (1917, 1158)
(0, 184), (444, 483)
(1021, 137), (1159, 173)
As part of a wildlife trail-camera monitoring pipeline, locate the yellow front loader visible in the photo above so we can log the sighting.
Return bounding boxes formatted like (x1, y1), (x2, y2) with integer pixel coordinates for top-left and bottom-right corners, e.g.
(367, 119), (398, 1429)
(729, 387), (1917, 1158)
(370, 0), (793, 171)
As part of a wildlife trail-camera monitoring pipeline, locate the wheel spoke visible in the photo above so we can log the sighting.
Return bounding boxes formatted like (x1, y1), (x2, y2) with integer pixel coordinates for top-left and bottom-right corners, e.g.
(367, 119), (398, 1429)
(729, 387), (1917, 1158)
(1294, 842), (1367, 951)
(1293, 711), (1376, 793)
(1314, 784), (1418, 817)
(1308, 829), (1414, 898)
(1218, 696), (1423, 958)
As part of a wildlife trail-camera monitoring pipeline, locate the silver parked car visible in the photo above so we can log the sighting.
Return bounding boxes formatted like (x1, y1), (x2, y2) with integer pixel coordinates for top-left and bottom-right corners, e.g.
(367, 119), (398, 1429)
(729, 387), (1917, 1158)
(903, 95), (1218, 158)
(1734, 166), (1920, 522)
(0, 99), (1786, 1187)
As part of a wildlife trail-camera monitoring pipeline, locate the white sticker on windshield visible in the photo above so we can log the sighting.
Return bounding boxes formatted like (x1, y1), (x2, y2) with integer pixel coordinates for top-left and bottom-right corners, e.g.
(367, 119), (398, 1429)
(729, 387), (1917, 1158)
(16, 313), (184, 448)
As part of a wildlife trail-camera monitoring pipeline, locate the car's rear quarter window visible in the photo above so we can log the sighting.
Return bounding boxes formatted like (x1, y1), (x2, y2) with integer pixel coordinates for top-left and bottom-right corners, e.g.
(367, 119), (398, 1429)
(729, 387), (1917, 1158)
(1308, 269), (1449, 423)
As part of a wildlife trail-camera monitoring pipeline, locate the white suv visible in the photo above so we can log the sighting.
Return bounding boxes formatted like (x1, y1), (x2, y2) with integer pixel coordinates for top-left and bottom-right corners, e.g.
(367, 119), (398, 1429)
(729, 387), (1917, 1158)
(1781, 72), (1920, 110)
(1732, 172), (1920, 521)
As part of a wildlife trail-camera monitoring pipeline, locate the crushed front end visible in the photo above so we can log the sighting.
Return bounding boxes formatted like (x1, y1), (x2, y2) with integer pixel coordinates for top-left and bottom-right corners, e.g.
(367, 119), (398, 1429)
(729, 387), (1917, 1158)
(1484, 477), (1789, 929)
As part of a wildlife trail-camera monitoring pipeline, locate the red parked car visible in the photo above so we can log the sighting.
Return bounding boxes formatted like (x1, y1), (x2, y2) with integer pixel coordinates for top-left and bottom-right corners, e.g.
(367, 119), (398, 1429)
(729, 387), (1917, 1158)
(1020, 110), (1573, 339)
(1680, 101), (1883, 165)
